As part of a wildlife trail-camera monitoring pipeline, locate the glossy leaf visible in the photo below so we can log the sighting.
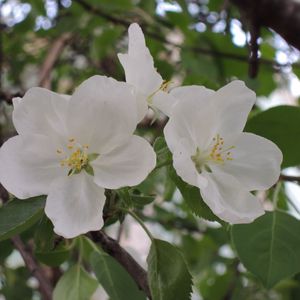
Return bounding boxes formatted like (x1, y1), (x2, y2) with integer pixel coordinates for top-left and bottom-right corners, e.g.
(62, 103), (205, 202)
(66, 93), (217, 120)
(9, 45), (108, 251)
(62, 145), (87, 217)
(232, 211), (300, 288)
(53, 264), (98, 300)
(147, 239), (192, 300)
(0, 196), (45, 241)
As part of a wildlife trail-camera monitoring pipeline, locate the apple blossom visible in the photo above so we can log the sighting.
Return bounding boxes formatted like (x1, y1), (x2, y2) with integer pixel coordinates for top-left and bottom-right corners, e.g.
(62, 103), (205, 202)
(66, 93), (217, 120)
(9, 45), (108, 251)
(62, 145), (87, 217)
(164, 80), (282, 223)
(0, 75), (156, 238)
(118, 23), (176, 119)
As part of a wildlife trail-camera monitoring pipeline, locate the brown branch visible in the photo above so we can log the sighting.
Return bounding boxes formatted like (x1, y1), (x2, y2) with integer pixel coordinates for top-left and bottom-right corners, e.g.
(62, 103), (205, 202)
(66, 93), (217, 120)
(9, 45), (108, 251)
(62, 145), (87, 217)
(74, 0), (300, 71)
(280, 174), (300, 183)
(11, 236), (53, 300)
(248, 19), (260, 78)
(89, 230), (151, 299)
(39, 32), (72, 89)
(230, 0), (300, 51)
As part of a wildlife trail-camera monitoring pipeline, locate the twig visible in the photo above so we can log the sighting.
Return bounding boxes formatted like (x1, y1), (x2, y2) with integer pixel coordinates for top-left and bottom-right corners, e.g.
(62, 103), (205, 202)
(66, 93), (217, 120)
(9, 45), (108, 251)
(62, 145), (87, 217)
(89, 230), (152, 299)
(39, 32), (72, 88)
(279, 174), (300, 183)
(248, 20), (260, 78)
(11, 236), (53, 300)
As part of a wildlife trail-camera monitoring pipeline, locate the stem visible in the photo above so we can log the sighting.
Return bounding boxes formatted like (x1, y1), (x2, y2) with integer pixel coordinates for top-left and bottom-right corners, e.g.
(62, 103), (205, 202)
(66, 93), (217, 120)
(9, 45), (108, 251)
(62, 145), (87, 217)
(125, 209), (154, 241)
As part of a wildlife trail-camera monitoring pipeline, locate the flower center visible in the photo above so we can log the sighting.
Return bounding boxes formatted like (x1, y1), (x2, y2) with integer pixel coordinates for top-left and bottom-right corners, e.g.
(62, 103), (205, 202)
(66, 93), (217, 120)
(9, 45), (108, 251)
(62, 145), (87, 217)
(57, 138), (99, 176)
(191, 134), (235, 173)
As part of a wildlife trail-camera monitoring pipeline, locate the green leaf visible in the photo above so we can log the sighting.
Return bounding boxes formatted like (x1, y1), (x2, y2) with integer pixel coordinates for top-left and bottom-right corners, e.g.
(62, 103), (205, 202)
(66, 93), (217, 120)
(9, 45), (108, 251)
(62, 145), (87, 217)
(231, 211), (300, 288)
(34, 215), (55, 251)
(168, 165), (220, 222)
(147, 239), (192, 300)
(53, 265), (98, 300)
(245, 105), (300, 168)
(90, 248), (146, 300)
(0, 196), (45, 241)
(36, 246), (71, 267)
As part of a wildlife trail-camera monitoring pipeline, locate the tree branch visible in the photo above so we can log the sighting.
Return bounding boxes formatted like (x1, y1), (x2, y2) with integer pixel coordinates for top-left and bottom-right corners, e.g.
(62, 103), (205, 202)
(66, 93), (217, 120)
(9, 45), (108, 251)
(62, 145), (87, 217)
(230, 0), (300, 51)
(39, 32), (72, 89)
(89, 230), (151, 299)
(11, 236), (53, 300)
(74, 0), (300, 70)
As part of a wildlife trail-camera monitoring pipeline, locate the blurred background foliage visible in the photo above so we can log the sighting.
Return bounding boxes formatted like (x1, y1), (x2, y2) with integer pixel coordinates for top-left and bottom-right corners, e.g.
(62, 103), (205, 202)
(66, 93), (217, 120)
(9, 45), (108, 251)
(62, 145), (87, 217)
(1, 0), (300, 299)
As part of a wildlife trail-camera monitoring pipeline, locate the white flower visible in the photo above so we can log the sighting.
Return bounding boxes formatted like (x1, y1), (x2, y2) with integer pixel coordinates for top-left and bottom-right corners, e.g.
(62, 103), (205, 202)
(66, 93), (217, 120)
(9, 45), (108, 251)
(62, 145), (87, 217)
(0, 75), (156, 238)
(164, 80), (282, 223)
(118, 23), (176, 119)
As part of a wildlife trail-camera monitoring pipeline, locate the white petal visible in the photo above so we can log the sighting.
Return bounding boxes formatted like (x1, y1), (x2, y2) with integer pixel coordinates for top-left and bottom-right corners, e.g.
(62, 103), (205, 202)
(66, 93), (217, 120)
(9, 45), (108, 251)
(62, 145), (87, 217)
(12, 88), (69, 139)
(45, 173), (105, 238)
(164, 90), (217, 153)
(221, 132), (282, 190)
(92, 135), (156, 189)
(0, 135), (63, 199)
(133, 89), (149, 122)
(170, 85), (214, 103)
(67, 75), (138, 154)
(171, 138), (199, 187)
(151, 90), (178, 116)
(118, 23), (163, 96)
(200, 170), (265, 224)
(213, 80), (256, 136)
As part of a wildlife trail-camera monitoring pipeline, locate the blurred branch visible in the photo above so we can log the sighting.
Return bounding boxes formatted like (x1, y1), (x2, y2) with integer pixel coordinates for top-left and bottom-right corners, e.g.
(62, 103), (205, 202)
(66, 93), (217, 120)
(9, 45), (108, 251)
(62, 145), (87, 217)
(11, 235), (53, 300)
(89, 230), (152, 299)
(39, 32), (73, 89)
(280, 174), (300, 183)
(230, 0), (300, 51)
(75, 0), (300, 71)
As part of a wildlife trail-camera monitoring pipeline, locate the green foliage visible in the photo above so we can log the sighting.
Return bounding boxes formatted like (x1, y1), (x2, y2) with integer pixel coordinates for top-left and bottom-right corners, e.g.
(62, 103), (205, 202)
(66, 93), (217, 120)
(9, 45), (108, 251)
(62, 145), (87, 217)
(245, 105), (300, 168)
(53, 264), (98, 300)
(147, 239), (192, 300)
(0, 196), (45, 241)
(232, 211), (300, 288)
